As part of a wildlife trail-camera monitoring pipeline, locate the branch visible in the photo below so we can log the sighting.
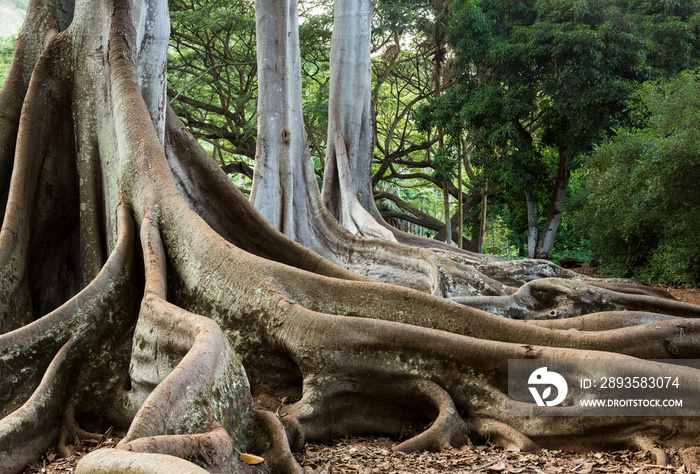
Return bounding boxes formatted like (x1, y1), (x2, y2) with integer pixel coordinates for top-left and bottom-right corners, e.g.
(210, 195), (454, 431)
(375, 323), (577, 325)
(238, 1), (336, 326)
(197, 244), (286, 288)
(375, 191), (446, 231)
(167, 89), (244, 125)
(372, 138), (438, 186)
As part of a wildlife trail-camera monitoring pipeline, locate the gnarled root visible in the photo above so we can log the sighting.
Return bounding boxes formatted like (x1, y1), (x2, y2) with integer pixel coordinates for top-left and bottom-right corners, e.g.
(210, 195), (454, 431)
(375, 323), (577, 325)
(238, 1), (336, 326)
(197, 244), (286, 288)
(393, 381), (470, 453)
(452, 278), (700, 320)
(119, 425), (234, 473)
(0, 339), (75, 473)
(469, 417), (538, 452)
(56, 404), (105, 458)
(75, 208), (254, 473)
(75, 448), (210, 474)
(254, 410), (304, 474)
(633, 436), (669, 466)
(528, 311), (679, 331)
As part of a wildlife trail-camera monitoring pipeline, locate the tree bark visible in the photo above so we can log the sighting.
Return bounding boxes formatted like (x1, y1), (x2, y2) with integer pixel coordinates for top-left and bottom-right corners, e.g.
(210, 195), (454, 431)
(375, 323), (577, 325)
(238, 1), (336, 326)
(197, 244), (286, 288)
(457, 146), (463, 248)
(479, 191), (488, 253)
(525, 189), (538, 259)
(536, 147), (570, 259)
(249, 0), (311, 241)
(442, 181), (452, 246)
(321, 0), (395, 241)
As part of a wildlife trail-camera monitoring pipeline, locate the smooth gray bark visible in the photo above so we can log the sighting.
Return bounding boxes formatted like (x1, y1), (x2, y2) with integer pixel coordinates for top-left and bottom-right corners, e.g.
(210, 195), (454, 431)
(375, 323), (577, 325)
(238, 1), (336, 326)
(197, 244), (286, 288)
(536, 150), (569, 259)
(250, 0), (315, 242)
(525, 189), (538, 259)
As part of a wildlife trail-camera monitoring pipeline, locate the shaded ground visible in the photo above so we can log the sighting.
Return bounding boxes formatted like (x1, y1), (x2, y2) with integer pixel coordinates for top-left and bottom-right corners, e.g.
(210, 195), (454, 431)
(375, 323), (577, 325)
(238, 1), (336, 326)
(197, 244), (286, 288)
(23, 431), (691, 473)
(23, 429), (118, 473)
(294, 436), (687, 473)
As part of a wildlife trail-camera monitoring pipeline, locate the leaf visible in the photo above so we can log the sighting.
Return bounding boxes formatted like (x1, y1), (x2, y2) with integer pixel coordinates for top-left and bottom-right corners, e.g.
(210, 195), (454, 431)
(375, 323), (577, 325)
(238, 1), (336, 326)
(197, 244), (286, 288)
(240, 453), (265, 465)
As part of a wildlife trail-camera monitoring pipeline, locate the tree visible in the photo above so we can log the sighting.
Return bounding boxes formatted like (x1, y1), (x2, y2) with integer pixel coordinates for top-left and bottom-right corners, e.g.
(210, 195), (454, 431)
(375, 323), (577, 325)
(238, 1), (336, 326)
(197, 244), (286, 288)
(2, 1), (700, 473)
(167, 0), (258, 185)
(582, 69), (700, 286)
(444, 0), (700, 259)
(249, 0), (543, 298)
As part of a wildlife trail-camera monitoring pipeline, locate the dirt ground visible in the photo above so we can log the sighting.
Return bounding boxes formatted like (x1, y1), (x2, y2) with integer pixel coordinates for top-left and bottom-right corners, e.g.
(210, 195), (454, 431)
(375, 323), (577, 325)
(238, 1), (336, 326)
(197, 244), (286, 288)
(22, 273), (700, 474)
(23, 432), (697, 473)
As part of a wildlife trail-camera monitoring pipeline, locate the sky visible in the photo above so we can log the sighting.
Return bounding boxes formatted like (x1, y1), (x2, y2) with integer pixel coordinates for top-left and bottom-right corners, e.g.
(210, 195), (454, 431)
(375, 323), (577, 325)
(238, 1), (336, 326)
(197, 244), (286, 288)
(0, 1), (27, 37)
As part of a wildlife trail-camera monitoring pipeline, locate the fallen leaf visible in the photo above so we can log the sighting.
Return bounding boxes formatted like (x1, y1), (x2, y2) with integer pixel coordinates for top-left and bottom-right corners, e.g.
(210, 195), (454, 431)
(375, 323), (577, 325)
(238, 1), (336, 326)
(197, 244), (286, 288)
(240, 453), (265, 465)
(578, 463), (594, 474)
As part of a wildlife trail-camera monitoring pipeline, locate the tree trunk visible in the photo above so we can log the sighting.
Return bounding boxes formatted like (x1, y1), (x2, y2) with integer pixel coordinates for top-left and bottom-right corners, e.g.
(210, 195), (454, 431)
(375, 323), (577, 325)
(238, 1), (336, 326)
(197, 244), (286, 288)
(249, 0), (313, 242)
(321, 0), (394, 241)
(457, 147), (463, 248)
(442, 182), (452, 246)
(535, 147), (570, 259)
(3, 2), (699, 473)
(525, 189), (538, 259)
(479, 191), (488, 253)
(248, 0), (553, 298)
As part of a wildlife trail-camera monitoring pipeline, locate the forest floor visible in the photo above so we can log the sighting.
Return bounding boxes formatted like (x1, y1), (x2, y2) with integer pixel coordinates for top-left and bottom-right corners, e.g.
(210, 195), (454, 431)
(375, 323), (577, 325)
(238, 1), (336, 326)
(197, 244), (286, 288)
(21, 267), (700, 474)
(22, 429), (699, 473)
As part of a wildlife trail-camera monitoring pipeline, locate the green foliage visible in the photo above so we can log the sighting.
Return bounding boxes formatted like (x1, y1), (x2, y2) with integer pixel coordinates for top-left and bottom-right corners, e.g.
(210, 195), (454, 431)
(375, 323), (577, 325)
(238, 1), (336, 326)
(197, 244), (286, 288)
(168, 0), (258, 170)
(581, 69), (700, 286)
(0, 35), (16, 86)
(431, 147), (457, 183)
(427, 0), (700, 261)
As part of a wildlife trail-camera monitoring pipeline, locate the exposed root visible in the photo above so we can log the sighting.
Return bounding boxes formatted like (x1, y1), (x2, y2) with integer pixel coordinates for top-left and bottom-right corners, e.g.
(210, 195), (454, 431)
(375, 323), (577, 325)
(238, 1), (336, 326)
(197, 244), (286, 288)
(393, 381), (470, 453)
(0, 202), (134, 417)
(56, 405), (78, 459)
(254, 410), (304, 474)
(120, 425), (234, 473)
(469, 417), (538, 452)
(0, 339), (76, 474)
(56, 404), (105, 459)
(120, 212), (253, 447)
(474, 259), (600, 285)
(451, 278), (700, 320)
(75, 448), (210, 473)
(528, 311), (679, 331)
(585, 281), (675, 299)
(634, 436), (670, 466)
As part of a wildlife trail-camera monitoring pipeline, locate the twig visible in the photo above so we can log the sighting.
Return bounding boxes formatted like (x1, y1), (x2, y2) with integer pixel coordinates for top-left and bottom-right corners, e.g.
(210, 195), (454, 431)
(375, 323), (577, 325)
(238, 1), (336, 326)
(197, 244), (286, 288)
(569, 459), (589, 472)
(171, 65), (224, 103)
(476, 454), (507, 470)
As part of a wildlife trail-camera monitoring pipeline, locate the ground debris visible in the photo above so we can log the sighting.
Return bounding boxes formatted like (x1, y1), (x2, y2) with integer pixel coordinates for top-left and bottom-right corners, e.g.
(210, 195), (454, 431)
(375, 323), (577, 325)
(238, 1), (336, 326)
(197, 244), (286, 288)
(22, 429), (119, 474)
(295, 437), (686, 473)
